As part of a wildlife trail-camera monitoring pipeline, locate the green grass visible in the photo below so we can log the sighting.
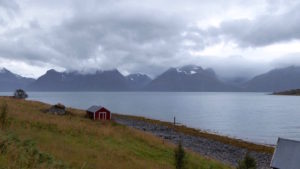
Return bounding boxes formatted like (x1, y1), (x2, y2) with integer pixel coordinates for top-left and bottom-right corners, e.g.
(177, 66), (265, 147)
(0, 97), (232, 169)
(0, 131), (69, 169)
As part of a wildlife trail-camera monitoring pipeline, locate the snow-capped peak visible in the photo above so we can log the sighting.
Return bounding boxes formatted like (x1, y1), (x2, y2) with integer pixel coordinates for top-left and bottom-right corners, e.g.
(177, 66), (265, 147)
(134, 73), (147, 77)
(0, 68), (23, 79)
(175, 65), (202, 75)
(176, 68), (183, 73)
(127, 73), (148, 78)
(190, 70), (197, 74)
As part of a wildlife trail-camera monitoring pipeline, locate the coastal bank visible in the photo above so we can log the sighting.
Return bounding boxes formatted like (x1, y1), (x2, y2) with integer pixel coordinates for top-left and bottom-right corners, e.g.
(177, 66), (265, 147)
(113, 114), (273, 169)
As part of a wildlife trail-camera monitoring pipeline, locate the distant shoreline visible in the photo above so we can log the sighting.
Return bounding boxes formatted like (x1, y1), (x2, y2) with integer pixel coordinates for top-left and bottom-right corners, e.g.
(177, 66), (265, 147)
(273, 89), (300, 96)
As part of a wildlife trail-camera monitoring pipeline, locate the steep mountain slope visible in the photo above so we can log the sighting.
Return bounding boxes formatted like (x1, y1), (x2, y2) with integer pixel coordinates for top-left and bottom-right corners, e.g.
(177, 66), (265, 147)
(145, 65), (237, 91)
(126, 73), (152, 90)
(0, 68), (34, 91)
(243, 66), (300, 92)
(28, 69), (130, 91)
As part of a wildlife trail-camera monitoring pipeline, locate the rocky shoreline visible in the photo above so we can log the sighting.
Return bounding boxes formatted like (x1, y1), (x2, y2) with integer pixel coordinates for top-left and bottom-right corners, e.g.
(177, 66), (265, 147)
(113, 115), (273, 169)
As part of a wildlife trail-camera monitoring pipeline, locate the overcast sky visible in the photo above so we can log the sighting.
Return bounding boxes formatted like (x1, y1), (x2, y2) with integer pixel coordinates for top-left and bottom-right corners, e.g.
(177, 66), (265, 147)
(0, 0), (300, 79)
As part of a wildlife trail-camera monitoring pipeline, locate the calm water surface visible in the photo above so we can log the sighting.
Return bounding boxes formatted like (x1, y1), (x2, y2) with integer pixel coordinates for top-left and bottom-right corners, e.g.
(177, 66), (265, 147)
(2, 92), (300, 144)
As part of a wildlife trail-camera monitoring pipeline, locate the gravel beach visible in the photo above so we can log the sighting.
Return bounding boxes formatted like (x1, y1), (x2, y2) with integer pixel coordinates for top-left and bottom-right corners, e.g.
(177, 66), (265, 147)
(114, 115), (273, 169)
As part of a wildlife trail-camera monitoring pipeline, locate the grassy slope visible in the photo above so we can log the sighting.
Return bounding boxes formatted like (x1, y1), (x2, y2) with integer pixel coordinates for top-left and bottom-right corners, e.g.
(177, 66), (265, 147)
(0, 97), (231, 169)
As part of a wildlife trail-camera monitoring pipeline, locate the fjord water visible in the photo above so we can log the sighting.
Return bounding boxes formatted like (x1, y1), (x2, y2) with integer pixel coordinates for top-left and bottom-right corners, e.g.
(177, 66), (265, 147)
(3, 92), (300, 144)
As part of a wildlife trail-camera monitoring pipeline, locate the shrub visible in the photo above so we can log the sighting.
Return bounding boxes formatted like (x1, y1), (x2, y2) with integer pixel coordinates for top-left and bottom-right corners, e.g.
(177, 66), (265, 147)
(237, 153), (257, 169)
(14, 89), (28, 99)
(174, 141), (186, 169)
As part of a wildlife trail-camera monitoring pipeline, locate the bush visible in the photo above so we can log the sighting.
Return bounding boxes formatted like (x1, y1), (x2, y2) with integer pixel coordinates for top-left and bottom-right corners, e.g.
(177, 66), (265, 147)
(14, 89), (28, 99)
(237, 153), (257, 169)
(174, 141), (186, 169)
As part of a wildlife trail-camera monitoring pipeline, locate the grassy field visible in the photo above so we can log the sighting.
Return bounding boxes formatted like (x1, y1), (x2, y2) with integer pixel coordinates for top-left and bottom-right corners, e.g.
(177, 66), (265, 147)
(0, 97), (232, 169)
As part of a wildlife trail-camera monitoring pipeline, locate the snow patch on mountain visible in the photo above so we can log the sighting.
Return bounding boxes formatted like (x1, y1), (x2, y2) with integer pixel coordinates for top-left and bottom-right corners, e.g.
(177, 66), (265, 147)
(175, 65), (202, 75)
(190, 70), (196, 74)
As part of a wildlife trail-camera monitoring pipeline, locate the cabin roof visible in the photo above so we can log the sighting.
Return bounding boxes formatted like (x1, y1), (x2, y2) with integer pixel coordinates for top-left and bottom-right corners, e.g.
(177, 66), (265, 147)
(270, 138), (300, 169)
(87, 105), (104, 113)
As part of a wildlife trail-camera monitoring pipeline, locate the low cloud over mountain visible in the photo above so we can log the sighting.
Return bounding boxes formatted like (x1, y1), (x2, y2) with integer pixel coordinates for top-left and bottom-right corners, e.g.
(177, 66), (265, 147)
(2, 65), (300, 92)
(1, 0), (300, 79)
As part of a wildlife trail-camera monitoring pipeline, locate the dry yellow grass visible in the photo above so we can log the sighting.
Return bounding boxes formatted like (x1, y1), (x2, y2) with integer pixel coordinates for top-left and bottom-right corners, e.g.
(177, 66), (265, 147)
(0, 97), (232, 169)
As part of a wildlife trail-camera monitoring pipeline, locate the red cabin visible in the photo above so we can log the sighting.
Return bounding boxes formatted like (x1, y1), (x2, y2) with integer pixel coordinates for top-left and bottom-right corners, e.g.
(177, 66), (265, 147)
(86, 105), (111, 120)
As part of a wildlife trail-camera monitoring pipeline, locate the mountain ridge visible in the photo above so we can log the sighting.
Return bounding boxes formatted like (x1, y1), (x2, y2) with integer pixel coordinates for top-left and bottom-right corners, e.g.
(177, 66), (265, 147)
(1, 65), (300, 92)
(144, 65), (238, 91)
(27, 69), (130, 91)
(0, 68), (35, 91)
(242, 66), (300, 92)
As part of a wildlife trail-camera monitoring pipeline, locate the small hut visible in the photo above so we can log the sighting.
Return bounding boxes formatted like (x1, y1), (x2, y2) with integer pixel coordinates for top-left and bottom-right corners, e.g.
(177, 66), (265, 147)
(270, 138), (300, 169)
(86, 105), (111, 120)
(14, 89), (28, 99)
(48, 103), (66, 115)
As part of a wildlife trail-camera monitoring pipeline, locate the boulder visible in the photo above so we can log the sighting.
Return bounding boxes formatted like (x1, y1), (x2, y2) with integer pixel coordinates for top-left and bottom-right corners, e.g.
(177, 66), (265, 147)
(48, 103), (66, 115)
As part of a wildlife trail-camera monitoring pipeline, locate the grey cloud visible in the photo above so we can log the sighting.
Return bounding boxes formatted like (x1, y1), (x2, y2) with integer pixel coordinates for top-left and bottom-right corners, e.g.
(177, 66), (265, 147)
(271, 53), (300, 68)
(0, 2), (199, 76)
(201, 2), (300, 47)
(0, 0), (19, 11)
(0, 0), (19, 24)
(0, 24), (62, 66)
(0, 0), (300, 78)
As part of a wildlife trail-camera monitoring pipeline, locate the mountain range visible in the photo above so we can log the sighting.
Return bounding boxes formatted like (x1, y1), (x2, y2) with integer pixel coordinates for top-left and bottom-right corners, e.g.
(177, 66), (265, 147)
(144, 65), (236, 91)
(241, 66), (300, 92)
(1, 65), (300, 92)
(28, 69), (130, 91)
(0, 68), (34, 91)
